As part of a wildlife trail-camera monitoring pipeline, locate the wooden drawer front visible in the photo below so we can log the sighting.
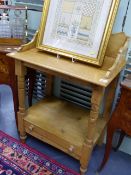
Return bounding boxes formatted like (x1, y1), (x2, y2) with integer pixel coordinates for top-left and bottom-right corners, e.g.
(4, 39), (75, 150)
(24, 120), (81, 159)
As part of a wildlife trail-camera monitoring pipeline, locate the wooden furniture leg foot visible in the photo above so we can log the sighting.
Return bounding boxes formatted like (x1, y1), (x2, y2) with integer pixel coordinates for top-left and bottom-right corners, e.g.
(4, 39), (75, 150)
(114, 131), (125, 151)
(98, 125), (115, 172)
(80, 167), (87, 175)
(20, 139), (26, 144)
(20, 134), (27, 144)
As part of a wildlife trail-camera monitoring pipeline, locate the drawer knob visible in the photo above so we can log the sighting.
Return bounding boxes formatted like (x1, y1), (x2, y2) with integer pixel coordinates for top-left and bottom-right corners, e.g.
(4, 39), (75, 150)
(29, 125), (34, 131)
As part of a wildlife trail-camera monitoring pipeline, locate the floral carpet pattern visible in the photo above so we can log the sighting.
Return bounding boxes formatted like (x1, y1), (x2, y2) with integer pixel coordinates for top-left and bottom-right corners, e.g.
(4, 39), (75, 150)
(0, 131), (79, 175)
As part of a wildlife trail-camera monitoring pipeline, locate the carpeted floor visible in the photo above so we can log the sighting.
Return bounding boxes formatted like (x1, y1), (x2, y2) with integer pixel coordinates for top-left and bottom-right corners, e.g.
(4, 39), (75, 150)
(0, 130), (79, 175)
(0, 85), (131, 175)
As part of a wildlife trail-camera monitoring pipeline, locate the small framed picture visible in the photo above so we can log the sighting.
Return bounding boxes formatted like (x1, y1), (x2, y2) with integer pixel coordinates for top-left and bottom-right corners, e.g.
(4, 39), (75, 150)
(37, 0), (120, 66)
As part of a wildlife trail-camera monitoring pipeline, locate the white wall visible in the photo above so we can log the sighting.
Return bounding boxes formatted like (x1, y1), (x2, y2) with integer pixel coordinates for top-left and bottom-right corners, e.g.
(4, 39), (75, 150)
(113, 0), (131, 35)
(27, 11), (42, 31)
(25, 0), (131, 36)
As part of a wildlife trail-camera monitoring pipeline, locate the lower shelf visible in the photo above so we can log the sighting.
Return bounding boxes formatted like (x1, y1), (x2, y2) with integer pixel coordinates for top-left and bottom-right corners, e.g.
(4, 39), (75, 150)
(24, 97), (106, 158)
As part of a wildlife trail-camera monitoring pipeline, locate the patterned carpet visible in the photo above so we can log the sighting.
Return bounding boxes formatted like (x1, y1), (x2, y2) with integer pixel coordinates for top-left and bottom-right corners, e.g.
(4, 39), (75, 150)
(0, 130), (79, 175)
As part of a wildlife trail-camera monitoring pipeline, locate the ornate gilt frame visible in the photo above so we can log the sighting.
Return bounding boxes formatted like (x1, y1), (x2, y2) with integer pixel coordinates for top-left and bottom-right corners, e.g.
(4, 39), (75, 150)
(37, 0), (120, 66)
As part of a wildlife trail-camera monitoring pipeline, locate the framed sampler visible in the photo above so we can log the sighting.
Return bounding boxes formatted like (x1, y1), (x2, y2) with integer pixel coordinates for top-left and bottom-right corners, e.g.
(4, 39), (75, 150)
(37, 0), (120, 66)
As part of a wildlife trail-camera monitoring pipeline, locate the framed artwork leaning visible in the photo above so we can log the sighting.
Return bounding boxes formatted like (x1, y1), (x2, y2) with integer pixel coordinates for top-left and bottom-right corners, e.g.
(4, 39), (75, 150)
(37, 0), (120, 66)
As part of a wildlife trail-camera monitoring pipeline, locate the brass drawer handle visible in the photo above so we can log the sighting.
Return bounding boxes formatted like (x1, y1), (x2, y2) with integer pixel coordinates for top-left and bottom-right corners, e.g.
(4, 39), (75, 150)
(29, 125), (34, 131)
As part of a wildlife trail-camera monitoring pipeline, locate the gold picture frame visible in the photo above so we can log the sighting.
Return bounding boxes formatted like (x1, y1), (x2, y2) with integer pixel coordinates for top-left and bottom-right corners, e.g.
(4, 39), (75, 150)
(37, 0), (120, 66)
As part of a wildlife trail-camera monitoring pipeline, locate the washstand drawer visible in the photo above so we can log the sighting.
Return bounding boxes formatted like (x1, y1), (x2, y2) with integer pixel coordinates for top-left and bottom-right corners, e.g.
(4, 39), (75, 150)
(24, 120), (81, 159)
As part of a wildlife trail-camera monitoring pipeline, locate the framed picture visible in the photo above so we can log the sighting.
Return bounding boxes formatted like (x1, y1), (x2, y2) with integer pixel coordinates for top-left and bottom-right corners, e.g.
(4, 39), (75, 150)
(37, 0), (120, 66)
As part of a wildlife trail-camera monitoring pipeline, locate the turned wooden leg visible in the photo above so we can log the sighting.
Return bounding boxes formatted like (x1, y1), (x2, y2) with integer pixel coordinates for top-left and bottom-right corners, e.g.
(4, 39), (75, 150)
(98, 124), (116, 172)
(114, 130), (125, 151)
(80, 86), (104, 175)
(15, 60), (27, 143)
